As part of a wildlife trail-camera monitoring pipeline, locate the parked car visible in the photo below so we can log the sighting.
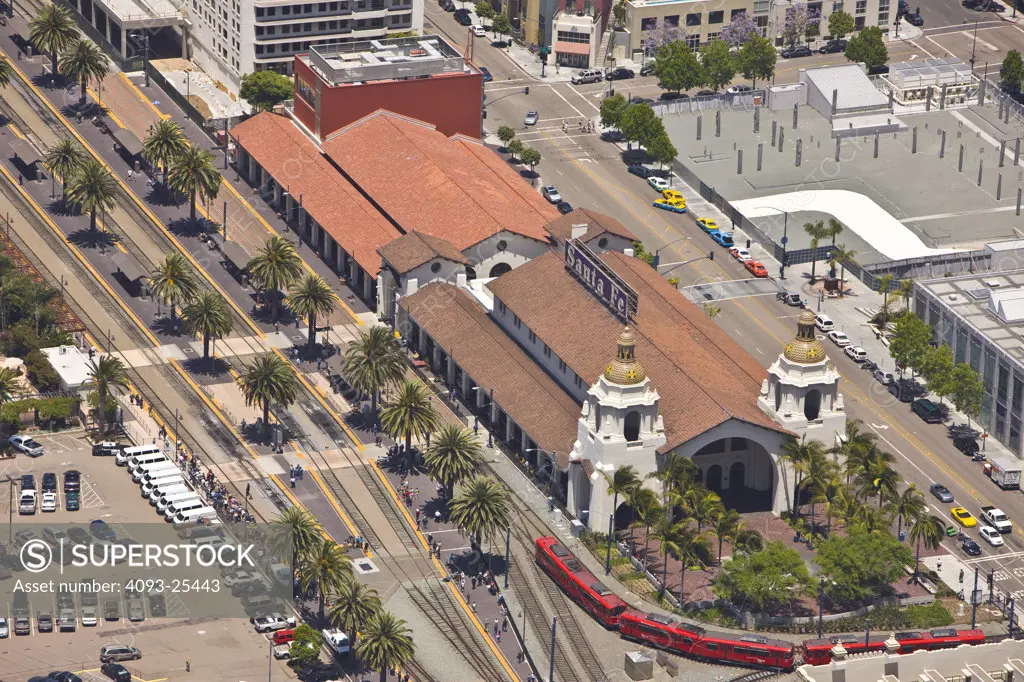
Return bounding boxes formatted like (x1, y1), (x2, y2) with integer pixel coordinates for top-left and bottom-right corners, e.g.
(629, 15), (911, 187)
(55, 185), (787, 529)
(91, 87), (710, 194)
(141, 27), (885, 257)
(912, 397), (942, 424)
(524, 110), (538, 126)
(781, 45), (813, 58)
(653, 198), (687, 213)
(640, 62), (655, 76)
(873, 368), (895, 385)
(253, 614), (295, 633)
(571, 69), (604, 84)
(9, 435), (43, 456)
(930, 483), (954, 503)
(727, 84), (753, 93)
(730, 247), (752, 262)
(101, 663), (132, 682)
(541, 186), (561, 203)
(0, 617), (7, 638)
(63, 470), (81, 493)
(81, 606), (97, 627)
(37, 611), (53, 632)
(48, 674), (83, 682)
(697, 218), (719, 233)
(711, 231), (734, 247)
(827, 330), (850, 346)
(628, 164), (655, 178)
(628, 96), (654, 105)
(844, 346), (868, 362)
(471, 25), (486, 37)
(455, 11), (472, 25)
(104, 600), (120, 621)
(100, 644), (142, 663)
(556, 201), (573, 214)
(819, 39), (847, 54)
(745, 260), (769, 278)
(41, 492), (57, 513)
(659, 92), (689, 101)
(21, 474), (35, 491)
(695, 90), (716, 97)
(904, 10), (924, 25)
(647, 176), (670, 192)
(42, 472), (57, 492)
(605, 67), (635, 80)
(92, 441), (120, 456)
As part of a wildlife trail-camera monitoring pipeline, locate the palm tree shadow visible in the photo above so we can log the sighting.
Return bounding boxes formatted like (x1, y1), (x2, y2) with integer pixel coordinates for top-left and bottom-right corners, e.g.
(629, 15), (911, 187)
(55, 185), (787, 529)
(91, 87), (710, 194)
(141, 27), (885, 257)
(145, 184), (182, 208)
(47, 199), (76, 217)
(67, 228), (117, 251)
(167, 217), (207, 238)
(150, 316), (183, 337)
(182, 356), (230, 377)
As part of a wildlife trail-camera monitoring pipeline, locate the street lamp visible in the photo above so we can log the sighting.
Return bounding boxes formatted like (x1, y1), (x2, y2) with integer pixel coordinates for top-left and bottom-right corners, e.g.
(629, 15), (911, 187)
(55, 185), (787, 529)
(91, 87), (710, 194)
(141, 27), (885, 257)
(5, 475), (14, 545)
(652, 236), (690, 268)
(817, 576), (835, 638)
(129, 32), (151, 87)
(964, 18), (979, 75)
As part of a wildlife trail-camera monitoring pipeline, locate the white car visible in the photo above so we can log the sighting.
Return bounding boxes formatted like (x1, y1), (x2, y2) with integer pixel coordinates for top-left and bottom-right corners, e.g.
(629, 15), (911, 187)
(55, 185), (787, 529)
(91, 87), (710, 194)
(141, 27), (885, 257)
(541, 186), (562, 203)
(980, 525), (1005, 547)
(471, 25), (486, 37)
(81, 606), (98, 626)
(827, 330), (850, 347)
(224, 570), (257, 588)
(128, 599), (145, 622)
(727, 84), (753, 94)
(41, 491), (57, 512)
(253, 615), (294, 633)
(647, 176), (670, 192)
(9, 435), (43, 457)
(0, 616), (8, 638)
(730, 247), (752, 261)
(844, 346), (868, 362)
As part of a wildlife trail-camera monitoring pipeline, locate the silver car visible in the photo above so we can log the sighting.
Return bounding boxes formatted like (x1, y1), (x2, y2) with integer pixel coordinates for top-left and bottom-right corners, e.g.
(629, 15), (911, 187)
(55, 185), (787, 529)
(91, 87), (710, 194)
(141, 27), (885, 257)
(8, 435), (43, 457)
(524, 111), (538, 126)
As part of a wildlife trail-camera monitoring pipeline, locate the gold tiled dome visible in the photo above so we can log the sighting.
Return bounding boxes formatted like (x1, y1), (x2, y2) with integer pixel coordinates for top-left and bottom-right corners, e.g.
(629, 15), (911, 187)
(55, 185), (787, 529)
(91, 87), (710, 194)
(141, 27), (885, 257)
(605, 326), (647, 384)
(784, 309), (827, 364)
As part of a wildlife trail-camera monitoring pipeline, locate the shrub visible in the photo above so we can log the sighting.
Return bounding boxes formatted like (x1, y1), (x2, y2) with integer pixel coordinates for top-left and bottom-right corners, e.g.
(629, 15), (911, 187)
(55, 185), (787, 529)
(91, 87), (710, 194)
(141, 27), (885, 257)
(24, 349), (59, 392)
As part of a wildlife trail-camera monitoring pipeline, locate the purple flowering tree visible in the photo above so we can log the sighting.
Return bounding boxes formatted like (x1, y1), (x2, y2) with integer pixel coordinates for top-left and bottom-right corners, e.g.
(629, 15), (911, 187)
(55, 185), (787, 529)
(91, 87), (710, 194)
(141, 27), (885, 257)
(782, 2), (820, 46)
(642, 19), (685, 57)
(720, 12), (758, 48)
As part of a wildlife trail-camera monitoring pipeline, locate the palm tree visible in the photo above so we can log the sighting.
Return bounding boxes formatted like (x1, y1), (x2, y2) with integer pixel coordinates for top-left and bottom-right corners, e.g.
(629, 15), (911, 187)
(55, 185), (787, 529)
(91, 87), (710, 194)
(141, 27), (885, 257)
(285, 273), (335, 357)
(379, 380), (440, 470)
(836, 419), (878, 484)
(240, 352), (300, 440)
(819, 475), (846, 538)
(908, 513), (945, 583)
(29, 4), (77, 80)
(0, 56), (12, 89)
(680, 487), (722, 531)
(734, 527), (764, 554)
(247, 235), (302, 322)
(423, 424), (482, 499)
(342, 326), (405, 415)
(712, 508), (741, 564)
(328, 577), (381, 644)
(627, 485), (658, 551)
(654, 452), (699, 497)
(356, 611), (416, 682)
(849, 503), (890, 534)
(65, 159), (116, 232)
(890, 484), (926, 542)
(448, 476), (512, 558)
(828, 244), (856, 296)
(142, 119), (187, 183)
(0, 276), (24, 330)
(85, 355), (128, 435)
(298, 538), (353, 622)
(899, 278), (914, 311)
(602, 465), (640, 535)
(781, 436), (823, 518)
(800, 446), (836, 539)
(0, 367), (23, 403)
(826, 218), (844, 248)
(167, 145), (221, 223)
(857, 458), (899, 508)
(148, 252), (200, 328)
(653, 516), (680, 599)
(634, 488), (662, 567)
(58, 38), (108, 107)
(44, 139), (85, 200)
(803, 220), (826, 281)
(271, 507), (322, 578)
(674, 524), (712, 604)
(180, 291), (233, 364)
(877, 273), (894, 318)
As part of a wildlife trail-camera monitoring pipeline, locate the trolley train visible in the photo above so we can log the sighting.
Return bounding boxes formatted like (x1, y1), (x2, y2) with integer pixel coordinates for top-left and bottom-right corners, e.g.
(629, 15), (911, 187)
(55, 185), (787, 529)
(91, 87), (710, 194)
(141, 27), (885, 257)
(535, 536), (984, 670)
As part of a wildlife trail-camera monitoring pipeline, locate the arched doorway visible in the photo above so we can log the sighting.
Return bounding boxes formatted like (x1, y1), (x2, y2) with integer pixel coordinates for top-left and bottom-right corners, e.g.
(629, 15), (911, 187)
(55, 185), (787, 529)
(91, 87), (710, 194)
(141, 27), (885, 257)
(729, 462), (745, 490)
(624, 411), (641, 442)
(488, 262), (512, 278)
(465, 266), (477, 281)
(614, 500), (638, 533)
(805, 389), (821, 421)
(774, 382), (782, 411)
(706, 465), (722, 492)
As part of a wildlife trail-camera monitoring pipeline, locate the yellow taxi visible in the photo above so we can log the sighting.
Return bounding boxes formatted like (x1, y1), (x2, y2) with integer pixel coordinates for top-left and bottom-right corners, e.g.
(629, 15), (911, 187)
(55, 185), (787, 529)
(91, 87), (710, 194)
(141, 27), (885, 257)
(662, 189), (685, 203)
(951, 506), (977, 527)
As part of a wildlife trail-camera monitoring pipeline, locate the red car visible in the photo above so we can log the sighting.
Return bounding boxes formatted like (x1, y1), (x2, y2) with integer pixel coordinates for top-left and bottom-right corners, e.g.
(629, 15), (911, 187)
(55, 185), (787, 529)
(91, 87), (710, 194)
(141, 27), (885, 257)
(745, 260), (768, 277)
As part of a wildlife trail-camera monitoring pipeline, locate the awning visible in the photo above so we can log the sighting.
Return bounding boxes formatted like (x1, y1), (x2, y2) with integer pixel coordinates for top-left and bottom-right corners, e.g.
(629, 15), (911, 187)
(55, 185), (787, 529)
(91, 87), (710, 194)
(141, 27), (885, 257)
(8, 138), (40, 166)
(109, 252), (146, 282)
(221, 240), (250, 271)
(112, 127), (143, 157)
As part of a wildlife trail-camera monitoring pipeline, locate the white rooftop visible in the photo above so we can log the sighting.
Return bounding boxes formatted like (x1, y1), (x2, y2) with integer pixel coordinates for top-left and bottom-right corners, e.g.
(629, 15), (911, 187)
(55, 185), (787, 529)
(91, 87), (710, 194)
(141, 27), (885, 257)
(41, 345), (93, 391)
(95, 0), (182, 24)
(803, 63), (889, 111)
(989, 287), (1024, 324)
(888, 57), (974, 89)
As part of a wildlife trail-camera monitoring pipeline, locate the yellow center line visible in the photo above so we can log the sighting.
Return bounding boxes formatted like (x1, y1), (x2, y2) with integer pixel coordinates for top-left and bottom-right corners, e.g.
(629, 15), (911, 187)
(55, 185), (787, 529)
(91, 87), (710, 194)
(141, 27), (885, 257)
(117, 72), (172, 121)
(8, 123), (26, 140)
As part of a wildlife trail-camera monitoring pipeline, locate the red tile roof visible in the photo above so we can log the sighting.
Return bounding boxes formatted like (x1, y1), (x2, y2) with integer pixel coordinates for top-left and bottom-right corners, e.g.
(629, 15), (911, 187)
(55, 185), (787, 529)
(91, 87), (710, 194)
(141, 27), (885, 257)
(230, 112), (399, 276)
(378, 231), (468, 274)
(323, 111), (559, 251)
(544, 208), (637, 246)
(486, 251), (790, 452)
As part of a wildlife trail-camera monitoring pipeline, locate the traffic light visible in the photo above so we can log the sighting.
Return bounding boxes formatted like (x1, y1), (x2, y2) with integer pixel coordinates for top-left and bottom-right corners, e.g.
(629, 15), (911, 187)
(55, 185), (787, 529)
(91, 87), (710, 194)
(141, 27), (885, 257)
(708, 250), (714, 261)
(524, 86), (530, 95)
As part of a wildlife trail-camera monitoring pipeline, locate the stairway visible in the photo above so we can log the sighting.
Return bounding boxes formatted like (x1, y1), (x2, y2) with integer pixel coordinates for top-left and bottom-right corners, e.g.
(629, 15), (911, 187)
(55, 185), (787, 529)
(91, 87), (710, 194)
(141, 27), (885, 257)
(596, 25), (614, 67)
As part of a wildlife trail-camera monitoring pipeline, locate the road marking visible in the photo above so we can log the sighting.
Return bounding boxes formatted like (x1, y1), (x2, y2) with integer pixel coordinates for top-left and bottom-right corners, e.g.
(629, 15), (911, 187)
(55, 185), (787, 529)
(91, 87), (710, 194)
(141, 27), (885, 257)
(7, 123), (25, 140)
(870, 423), (890, 430)
(960, 30), (998, 51)
(564, 82), (601, 112)
(909, 39), (938, 59)
(544, 84), (589, 119)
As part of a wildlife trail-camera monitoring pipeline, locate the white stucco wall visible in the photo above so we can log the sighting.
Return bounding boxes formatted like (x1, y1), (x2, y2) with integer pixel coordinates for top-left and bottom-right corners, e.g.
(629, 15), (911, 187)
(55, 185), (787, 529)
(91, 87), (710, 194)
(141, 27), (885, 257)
(465, 232), (550, 280)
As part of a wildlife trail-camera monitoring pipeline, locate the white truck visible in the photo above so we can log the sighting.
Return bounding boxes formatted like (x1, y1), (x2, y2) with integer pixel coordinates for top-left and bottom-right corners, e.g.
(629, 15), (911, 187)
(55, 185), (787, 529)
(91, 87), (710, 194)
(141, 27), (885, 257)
(981, 506), (1013, 534)
(323, 629), (351, 656)
(986, 455), (1022, 490)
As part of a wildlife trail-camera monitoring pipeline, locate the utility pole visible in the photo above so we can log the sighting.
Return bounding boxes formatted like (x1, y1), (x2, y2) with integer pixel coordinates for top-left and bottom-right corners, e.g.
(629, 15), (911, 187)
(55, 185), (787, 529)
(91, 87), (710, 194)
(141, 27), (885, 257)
(971, 567), (980, 629)
(504, 525), (511, 589)
(549, 616), (558, 682)
(605, 513), (614, 575)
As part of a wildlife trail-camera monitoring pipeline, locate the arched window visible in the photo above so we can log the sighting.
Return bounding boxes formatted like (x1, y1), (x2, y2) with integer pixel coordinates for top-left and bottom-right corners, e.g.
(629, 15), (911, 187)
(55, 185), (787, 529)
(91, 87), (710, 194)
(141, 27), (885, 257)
(729, 462), (745, 490)
(489, 262), (512, 278)
(774, 381), (782, 411)
(624, 410), (641, 441)
(706, 465), (722, 492)
(465, 266), (477, 281)
(805, 389), (822, 421)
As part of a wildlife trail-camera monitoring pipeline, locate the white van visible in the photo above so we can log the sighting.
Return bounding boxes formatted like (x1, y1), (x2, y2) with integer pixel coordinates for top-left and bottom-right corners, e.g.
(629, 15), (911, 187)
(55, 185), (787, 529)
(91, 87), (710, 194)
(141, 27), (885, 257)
(164, 497), (205, 521)
(814, 313), (834, 332)
(132, 461), (175, 483)
(157, 491), (200, 513)
(117, 444), (162, 467)
(149, 483), (188, 504)
(127, 454), (168, 477)
(140, 466), (180, 485)
(172, 505), (217, 527)
(141, 474), (184, 497)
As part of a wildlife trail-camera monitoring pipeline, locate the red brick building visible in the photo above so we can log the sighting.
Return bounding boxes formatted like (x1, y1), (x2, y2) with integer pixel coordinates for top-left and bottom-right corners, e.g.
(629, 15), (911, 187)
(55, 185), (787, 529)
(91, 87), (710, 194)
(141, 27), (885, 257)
(292, 35), (484, 141)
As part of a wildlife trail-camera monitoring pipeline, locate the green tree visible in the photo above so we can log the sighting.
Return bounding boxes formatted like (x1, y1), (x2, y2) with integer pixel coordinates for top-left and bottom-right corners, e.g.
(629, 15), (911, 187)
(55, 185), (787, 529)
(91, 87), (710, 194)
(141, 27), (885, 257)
(814, 529), (912, 604)
(803, 220), (826, 281)
(908, 512), (945, 583)
(602, 465), (640, 531)
(654, 40), (705, 93)
(240, 352), (300, 440)
(780, 436), (824, 518)
(653, 516), (681, 598)
(247, 235), (303, 322)
(379, 380), (440, 468)
(474, 0), (496, 21)
(699, 39), (736, 91)
(506, 138), (524, 161)
(180, 291), (233, 364)
(520, 146), (541, 172)
(299, 539), (353, 622)
(0, 56), (12, 89)
(44, 139), (86, 199)
(285, 273), (336, 357)
(633, 488), (662, 567)
(856, 457), (899, 508)
(828, 243), (856, 296)
(85, 355), (128, 435)
(647, 133), (677, 169)
(1001, 49), (1024, 92)
(613, 0), (627, 27)
(239, 71), (293, 111)
(148, 252), (200, 327)
(496, 125), (516, 148)
(674, 524), (712, 603)
(65, 159), (116, 232)
(0, 366), (22, 403)
(271, 507), (322, 574)
(877, 273), (894, 318)
(59, 38), (109, 107)
(845, 25), (888, 69)
(889, 311), (932, 378)
(827, 9), (855, 39)
(800, 445), (837, 539)
(919, 344), (953, 404)
(492, 13), (511, 39)
(328, 577), (382, 644)
(449, 476), (512, 557)
(712, 507), (742, 564)
(423, 424), (483, 499)
(898, 278), (914, 311)
(29, 4), (78, 80)
(342, 326), (405, 414)
(680, 487), (723, 531)
(736, 33), (776, 89)
(167, 145), (221, 224)
(890, 484), (925, 544)
(356, 611), (416, 682)
(619, 103), (663, 150)
(599, 93), (629, 130)
(713, 541), (811, 611)
(949, 362), (984, 427)
(288, 624), (323, 667)
(819, 474), (847, 538)
(142, 119), (188, 184)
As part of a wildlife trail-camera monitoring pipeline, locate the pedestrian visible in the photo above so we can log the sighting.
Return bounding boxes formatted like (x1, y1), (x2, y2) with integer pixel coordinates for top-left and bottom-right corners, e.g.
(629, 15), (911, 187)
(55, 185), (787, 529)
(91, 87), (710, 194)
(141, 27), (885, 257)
(471, 601), (477, 612)
(435, 510), (441, 522)
(473, 419), (479, 435)
(416, 508), (421, 522)
(185, 659), (191, 672)
(497, 632), (501, 644)
(502, 617), (508, 632)
(472, 576), (477, 590)
(493, 618), (499, 635)
(290, 475), (296, 488)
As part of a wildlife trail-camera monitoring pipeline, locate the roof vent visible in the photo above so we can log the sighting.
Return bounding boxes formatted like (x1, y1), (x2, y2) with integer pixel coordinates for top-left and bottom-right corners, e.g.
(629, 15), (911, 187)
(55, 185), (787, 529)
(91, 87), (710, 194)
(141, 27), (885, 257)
(570, 223), (588, 240)
(947, 294), (958, 302)
(986, 279), (1002, 288)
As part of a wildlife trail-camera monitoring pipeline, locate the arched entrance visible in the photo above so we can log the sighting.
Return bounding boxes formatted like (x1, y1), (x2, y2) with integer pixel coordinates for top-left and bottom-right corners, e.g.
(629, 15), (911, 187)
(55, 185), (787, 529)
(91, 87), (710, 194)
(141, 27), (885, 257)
(614, 500), (638, 533)
(624, 411), (641, 442)
(805, 389), (821, 421)
(774, 382), (782, 411)
(488, 262), (512, 278)
(729, 462), (745, 490)
(706, 465), (722, 492)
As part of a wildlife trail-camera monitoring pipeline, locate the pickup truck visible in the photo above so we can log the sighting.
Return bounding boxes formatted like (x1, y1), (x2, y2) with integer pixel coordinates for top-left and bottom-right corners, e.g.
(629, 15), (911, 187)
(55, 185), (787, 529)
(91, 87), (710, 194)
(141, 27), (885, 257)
(981, 506), (1013, 534)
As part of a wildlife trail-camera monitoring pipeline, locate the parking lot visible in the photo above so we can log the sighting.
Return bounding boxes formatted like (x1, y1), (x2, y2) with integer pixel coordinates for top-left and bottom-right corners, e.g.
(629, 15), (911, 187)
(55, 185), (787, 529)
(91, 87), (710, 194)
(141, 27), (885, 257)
(0, 433), (296, 681)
